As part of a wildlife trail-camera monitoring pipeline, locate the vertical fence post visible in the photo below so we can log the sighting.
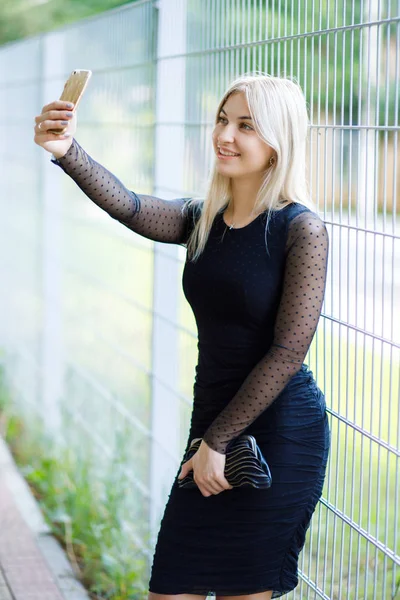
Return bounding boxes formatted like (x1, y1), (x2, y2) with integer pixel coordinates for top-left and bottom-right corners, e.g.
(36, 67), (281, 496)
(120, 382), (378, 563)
(40, 33), (65, 436)
(358, 0), (378, 225)
(149, 0), (188, 546)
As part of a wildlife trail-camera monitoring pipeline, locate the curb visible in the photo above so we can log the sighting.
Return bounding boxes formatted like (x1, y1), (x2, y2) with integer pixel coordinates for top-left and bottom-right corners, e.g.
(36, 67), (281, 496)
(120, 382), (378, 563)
(0, 435), (90, 600)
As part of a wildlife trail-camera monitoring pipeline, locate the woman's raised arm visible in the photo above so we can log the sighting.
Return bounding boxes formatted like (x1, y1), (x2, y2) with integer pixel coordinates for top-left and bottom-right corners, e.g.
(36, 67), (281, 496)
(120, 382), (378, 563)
(51, 137), (194, 245)
(34, 101), (197, 244)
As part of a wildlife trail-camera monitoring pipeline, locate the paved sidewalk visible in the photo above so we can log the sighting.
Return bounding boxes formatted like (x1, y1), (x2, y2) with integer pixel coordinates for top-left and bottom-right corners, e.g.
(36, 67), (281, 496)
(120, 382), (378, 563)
(0, 437), (90, 600)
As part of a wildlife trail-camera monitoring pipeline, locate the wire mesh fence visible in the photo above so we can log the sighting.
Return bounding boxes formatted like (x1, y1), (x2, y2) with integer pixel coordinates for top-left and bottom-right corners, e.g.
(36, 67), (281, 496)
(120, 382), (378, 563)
(0, 0), (398, 598)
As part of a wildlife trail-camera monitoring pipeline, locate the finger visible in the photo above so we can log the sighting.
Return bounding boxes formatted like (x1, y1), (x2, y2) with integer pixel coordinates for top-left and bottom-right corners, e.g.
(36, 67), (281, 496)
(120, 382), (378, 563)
(33, 131), (72, 144)
(35, 107), (74, 127)
(211, 478), (232, 494)
(210, 474), (231, 494)
(182, 459), (192, 473)
(34, 127), (70, 138)
(210, 482), (226, 495)
(178, 460), (191, 479)
(222, 478), (233, 490)
(197, 478), (225, 496)
(193, 476), (212, 496)
(35, 122), (52, 134)
(35, 109), (74, 127)
(36, 119), (70, 133)
(42, 100), (75, 114)
(47, 109), (75, 120)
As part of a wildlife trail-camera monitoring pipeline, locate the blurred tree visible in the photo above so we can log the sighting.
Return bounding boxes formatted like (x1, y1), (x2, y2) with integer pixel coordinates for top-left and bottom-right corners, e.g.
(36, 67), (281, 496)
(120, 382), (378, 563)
(1, 0), (397, 127)
(0, 0), (135, 45)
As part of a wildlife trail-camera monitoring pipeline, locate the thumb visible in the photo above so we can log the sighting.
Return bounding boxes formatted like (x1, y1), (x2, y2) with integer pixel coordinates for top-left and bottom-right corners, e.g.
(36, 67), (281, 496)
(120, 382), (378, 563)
(178, 459), (192, 479)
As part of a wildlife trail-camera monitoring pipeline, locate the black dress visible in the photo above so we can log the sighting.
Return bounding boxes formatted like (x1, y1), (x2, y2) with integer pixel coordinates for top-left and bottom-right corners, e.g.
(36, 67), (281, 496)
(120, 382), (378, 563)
(52, 138), (331, 598)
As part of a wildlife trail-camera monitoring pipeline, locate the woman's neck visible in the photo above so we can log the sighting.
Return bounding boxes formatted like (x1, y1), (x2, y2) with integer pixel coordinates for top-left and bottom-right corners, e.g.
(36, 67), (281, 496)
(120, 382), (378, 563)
(226, 176), (264, 220)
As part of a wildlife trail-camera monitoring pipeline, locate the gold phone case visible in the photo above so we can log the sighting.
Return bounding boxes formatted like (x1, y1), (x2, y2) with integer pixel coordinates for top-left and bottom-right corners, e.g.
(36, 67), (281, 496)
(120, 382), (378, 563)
(48, 69), (92, 134)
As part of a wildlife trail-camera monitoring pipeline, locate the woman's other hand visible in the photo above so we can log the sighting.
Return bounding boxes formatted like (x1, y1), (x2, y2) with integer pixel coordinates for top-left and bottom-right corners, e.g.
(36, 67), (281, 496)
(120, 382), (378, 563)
(34, 100), (77, 159)
(178, 439), (233, 497)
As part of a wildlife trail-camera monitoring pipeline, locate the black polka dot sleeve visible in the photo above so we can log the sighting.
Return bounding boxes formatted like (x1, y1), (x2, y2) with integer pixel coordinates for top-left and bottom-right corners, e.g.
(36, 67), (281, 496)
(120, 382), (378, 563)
(202, 211), (329, 455)
(50, 137), (193, 244)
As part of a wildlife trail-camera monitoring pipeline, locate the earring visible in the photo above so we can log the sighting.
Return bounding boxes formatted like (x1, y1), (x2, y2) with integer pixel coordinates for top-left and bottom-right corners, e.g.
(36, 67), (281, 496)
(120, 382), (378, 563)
(269, 156), (276, 166)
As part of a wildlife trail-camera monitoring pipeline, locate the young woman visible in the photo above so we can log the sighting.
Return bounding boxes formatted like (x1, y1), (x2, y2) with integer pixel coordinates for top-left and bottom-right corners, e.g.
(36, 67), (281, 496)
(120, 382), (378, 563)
(34, 73), (330, 600)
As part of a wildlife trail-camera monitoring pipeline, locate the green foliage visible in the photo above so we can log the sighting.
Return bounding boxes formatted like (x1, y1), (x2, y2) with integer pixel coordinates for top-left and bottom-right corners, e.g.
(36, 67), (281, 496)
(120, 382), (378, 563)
(0, 368), (148, 600)
(0, 0), (135, 45)
(2, 0), (398, 127)
(395, 575), (400, 600)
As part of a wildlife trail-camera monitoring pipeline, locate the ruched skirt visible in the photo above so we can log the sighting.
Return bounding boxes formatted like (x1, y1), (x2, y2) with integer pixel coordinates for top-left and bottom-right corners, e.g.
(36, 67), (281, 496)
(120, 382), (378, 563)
(148, 364), (331, 598)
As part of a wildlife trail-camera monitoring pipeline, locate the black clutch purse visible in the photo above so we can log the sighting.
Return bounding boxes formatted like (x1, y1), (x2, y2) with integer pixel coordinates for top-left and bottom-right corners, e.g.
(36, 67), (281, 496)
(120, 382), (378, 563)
(177, 434), (272, 489)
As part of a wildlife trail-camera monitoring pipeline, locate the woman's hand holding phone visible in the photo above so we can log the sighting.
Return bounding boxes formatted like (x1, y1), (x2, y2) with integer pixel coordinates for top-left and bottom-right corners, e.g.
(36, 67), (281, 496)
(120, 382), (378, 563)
(34, 100), (77, 159)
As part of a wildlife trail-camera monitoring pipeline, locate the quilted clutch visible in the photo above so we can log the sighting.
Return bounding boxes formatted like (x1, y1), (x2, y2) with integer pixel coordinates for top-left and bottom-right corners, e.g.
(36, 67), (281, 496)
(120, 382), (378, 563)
(177, 434), (272, 489)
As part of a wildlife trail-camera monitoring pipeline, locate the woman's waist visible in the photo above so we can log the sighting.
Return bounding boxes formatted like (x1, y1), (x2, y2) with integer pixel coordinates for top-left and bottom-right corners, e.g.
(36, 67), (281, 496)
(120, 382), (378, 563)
(197, 332), (272, 354)
(194, 340), (311, 381)
(195, 340), (267, 379)
(189, 363), (320, 437)
(193, 361), (312, 398)
(194, 364), (252, 393)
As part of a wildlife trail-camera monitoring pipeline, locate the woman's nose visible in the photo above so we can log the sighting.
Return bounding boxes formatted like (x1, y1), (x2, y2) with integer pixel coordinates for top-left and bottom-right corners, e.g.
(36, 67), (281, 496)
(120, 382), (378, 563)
(219, 128), (235, 143)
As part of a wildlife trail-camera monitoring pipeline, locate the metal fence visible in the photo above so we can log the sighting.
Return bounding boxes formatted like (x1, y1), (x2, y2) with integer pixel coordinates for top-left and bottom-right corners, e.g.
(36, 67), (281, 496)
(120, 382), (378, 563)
(0, 0), (398, 598)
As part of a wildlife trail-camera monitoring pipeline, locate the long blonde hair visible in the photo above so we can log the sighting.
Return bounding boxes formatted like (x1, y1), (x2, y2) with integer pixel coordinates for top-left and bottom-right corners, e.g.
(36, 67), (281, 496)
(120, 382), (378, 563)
(185, 73), (316, 261)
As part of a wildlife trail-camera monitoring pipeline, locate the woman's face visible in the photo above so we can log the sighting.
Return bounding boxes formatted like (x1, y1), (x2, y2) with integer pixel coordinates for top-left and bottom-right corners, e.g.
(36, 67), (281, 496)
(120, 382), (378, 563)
(212, 91), (275, 180)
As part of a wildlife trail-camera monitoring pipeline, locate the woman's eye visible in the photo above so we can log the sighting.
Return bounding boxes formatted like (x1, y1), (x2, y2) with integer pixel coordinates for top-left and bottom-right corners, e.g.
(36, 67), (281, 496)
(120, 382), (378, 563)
(217, 116), (252, 131)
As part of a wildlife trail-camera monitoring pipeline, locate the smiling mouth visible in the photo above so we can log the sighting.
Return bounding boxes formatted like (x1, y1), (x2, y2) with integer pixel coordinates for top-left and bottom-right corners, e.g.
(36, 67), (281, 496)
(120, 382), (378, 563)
(217, 149), (241, 159)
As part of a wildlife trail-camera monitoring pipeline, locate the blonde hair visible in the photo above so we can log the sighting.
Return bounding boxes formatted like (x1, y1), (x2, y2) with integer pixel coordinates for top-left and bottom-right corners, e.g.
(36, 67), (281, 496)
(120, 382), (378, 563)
(185, 72), (316, 261)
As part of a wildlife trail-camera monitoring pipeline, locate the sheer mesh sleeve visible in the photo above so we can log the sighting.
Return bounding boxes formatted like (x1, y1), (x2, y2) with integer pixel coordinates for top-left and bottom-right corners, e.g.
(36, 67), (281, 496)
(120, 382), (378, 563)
(50, 137), (195, 244)
(202, 211), (329, 455)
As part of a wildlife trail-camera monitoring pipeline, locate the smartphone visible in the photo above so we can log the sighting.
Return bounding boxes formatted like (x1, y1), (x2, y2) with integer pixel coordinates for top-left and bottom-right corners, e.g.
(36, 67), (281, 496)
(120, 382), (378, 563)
(48, 69), (92, 134)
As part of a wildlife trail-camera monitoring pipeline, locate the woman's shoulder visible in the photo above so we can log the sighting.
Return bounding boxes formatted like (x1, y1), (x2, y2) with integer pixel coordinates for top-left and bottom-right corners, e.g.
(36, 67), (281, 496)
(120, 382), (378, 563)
(182, 198), (203, 240)
(281, 203), (328, 255)
(270, 202), (326, 246)
(274, 201), (324, 224)
(183, 197), (203, 219)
